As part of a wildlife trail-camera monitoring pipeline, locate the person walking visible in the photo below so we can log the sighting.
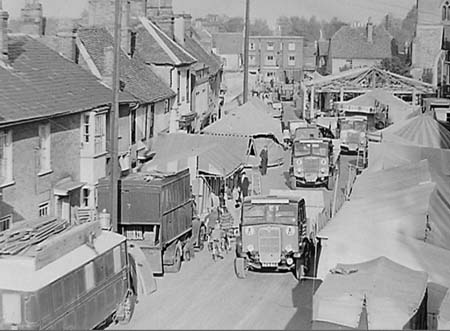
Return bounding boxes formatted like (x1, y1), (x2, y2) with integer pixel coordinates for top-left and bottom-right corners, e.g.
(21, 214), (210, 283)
(259, 145), (269, 176)
(241, 171), (250, 198)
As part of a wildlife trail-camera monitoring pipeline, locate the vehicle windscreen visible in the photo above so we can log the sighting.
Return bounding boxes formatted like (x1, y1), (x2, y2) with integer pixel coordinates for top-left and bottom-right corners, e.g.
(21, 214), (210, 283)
(353, 121), (367, 132)
(294, 142), (310, 156)
(242, 203), (298, 225)
(311, 143), (328, 157)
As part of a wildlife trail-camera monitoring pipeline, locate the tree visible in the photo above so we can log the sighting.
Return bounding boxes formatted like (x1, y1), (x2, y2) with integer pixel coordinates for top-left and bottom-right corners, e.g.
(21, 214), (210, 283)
(379, 56), (411, 77)
(222, 17), (244, 33)
(322, 17), (346, 39)
(250, 19), (272, 36)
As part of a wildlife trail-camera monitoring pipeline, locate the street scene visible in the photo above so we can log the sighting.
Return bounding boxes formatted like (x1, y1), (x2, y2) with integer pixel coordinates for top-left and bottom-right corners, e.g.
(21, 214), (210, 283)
(1, 0), (450, 330)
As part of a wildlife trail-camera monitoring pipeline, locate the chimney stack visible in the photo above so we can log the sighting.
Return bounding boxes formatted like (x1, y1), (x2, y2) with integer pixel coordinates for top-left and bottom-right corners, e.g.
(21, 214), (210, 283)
(174, 16), (185, 45)
(367, 17), (373, 44)
(0, 0), (9, 65)
(121, 0), (131, 56)
(20, 0), (46, 36)
(154, 15), (174, 39)
(103, 45), (114, 87)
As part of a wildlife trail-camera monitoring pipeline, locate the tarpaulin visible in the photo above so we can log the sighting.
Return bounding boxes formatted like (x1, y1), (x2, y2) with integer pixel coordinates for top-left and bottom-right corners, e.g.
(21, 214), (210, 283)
(313, 257), (428, 330)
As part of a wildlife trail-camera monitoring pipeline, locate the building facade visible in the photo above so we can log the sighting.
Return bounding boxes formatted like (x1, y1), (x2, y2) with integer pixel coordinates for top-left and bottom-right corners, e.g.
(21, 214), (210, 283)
(248, 36), (304, 83)
(412, 0), (450, 92)
(212, 32), (243, 72)
(330, 20), (395, 74)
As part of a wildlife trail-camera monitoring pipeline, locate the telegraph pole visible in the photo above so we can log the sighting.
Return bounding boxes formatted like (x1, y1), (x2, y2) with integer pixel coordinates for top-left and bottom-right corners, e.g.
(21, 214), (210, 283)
(110, 0), (121, 233)
(243, 0), (250, 104)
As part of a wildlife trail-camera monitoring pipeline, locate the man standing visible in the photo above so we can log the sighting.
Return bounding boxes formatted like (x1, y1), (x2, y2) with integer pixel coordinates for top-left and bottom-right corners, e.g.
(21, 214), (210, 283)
(259, 145), (269, 176)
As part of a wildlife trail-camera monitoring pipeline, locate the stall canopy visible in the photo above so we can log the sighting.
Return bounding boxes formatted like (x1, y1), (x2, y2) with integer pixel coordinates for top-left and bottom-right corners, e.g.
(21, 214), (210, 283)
(313, 257), (428, 330)
(339, 89), (414, 123)
(142, 133), (253, 177)
(317, 160), (450, 290)
(202, 97), (284, 143)
(382, 113), (450, 149)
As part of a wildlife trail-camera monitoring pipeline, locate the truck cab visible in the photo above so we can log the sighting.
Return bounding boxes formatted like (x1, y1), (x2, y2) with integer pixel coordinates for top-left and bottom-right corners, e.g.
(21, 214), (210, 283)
(337, 116), (368, 153)
(234, 196), (308, 280)
(289, 126), (337, 190)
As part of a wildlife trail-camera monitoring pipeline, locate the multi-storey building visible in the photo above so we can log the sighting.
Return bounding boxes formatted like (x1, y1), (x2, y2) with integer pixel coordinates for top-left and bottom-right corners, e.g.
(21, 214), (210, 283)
(248, 36), (304, 83)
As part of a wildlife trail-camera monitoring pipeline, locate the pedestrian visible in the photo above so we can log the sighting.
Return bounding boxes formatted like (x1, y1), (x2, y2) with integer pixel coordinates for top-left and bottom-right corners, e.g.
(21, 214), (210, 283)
(241, 171), (250, 198)
(259, 145), (269, 176)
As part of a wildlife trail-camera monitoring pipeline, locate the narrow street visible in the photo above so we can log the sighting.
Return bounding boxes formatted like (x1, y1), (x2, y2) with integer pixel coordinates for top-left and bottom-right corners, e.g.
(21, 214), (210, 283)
(108, 102), (356, 330)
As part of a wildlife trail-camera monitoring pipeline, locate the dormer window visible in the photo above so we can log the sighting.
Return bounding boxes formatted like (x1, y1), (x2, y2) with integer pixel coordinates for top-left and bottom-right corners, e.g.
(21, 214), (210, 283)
(443, 1), (450, 21)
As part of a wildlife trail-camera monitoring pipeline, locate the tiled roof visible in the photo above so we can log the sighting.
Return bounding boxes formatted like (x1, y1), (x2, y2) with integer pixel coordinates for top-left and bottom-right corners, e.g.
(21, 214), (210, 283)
(184, 33), (221, 75)
(318, 39), (330, 56)
(0, 35), (136, 126)
(78, 27), (175, 103)
(136, 18), (196, 66)
(331, 24), (393, 59)
(212, 32), (243, 54)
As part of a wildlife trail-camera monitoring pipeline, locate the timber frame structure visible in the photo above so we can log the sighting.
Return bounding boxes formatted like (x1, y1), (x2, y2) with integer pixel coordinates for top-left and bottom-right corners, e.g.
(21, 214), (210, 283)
(304, 66), (436, 118)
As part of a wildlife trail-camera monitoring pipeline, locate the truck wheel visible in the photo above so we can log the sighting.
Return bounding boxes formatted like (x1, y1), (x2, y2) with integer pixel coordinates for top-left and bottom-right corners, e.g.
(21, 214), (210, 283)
(234, 257), (248, 279)
(164, 246), (182, 273)
(294, 259), (304, 281)
(117, 289), (136, 325)
(183, 243), (192, 262)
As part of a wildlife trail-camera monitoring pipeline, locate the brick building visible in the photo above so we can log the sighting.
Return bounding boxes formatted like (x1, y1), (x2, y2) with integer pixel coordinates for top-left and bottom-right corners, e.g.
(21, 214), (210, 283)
(330, 20), (396, 74)
(248, 36), (304, 83)
(0, 4), (137, 228)
(411, 0), (450, 90)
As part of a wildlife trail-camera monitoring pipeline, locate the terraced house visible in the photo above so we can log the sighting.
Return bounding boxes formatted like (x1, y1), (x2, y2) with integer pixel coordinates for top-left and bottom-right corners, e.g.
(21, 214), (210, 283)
(0, 3), (138, 228)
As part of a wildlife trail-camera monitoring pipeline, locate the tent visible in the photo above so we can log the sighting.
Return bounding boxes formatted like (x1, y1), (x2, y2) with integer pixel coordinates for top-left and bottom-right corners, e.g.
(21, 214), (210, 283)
(317, 160), (450, 290)
(202, 97), (284, 143)
(339, 89), (414, 124)
(313, 257), (428, 330)
(382, 113), (450, 149)
(142, 133), (253, 177)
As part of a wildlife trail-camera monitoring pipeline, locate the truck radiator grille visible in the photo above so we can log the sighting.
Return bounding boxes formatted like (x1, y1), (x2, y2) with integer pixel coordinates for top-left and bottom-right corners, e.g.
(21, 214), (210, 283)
(303, 158), (320, 173)
(258, 227), (281, 264)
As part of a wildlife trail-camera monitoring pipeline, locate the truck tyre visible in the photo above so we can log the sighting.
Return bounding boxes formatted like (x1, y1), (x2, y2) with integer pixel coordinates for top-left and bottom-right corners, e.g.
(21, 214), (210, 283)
(294, 259), (304, 281)
(234, 257), (248, 279)
(164, 246), (182, 273)
(183, 242), (192, 262)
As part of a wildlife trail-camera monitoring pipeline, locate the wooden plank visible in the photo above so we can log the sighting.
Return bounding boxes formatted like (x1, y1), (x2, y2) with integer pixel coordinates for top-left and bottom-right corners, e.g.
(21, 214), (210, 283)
(34, 221), (102, 271)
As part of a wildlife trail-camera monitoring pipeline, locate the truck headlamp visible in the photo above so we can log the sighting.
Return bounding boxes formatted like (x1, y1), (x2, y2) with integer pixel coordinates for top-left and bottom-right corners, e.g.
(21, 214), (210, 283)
(296, 159), (302, 165)
(320, 159), (327, 165)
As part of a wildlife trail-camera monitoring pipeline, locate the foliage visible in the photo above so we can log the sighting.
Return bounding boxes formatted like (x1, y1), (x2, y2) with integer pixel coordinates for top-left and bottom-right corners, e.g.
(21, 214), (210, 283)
(276, 15), (345, 41)
(250, 19), (273, 36)
(382, 6), (417, 51)
(379, 56), (411, 77)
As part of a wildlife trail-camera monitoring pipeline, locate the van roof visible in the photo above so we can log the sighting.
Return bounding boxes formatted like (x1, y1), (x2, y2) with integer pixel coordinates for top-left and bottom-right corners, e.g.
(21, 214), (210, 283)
(244, 195), (304, 204)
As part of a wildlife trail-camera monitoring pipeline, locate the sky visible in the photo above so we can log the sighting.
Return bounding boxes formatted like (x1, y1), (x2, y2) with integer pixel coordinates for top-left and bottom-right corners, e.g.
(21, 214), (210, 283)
(3, 0), (416, 26)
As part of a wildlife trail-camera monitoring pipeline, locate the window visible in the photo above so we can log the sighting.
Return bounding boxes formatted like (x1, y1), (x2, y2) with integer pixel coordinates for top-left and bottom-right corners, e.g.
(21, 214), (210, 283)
(265, 55), (275, 65)
(266, 72), (275, 77)
(38, 123), (51, 173)
(0, 130), (12, 185)
(82, 188), (90, 208)
(288, 55), (296, 66)
(164, 99), (171, 114)
(0, 215), (11, 232)
(94, 113), (106, 154)
(249, 42), (256, 50)
(280, 42), (283, 50)
(249, 55), (256, 65)
(177, 71), (181, 104)
(82, 114), (90, 143)
(267, 42), (274, 50)
(130, 109), (136, 145)
(84, 262), (95, 291)
(288, 42), (296, 51)
(186, 70), (190, 103)
(149, 104), (155, 138)
(94, 255), (106, 284)
(113, 246), (122, 273)
(39, 202), (49, 218)
(446, 112), (450, 122)
(443, 1), (450, 21)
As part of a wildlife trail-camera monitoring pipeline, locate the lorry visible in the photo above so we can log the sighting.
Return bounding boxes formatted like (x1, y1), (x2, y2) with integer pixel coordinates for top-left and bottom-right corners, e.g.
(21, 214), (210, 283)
(335, 102), (390, 130)
(0, 218), (137, 330)
(337, 116), (368, 152)
(234, 195), (312, 280)
(423, 97), (450, 122)
(283, 119), (309, 146)
(289, 126), (340, 190)
(97, 169), (199, 276)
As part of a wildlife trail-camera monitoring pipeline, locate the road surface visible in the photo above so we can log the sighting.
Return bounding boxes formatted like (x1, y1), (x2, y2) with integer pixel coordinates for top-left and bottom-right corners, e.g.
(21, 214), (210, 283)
(108, 102), (356, 330)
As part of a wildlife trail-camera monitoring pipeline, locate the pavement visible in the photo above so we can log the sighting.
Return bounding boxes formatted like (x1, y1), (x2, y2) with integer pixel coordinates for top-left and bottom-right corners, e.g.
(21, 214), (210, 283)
(106, 98), (356, 330)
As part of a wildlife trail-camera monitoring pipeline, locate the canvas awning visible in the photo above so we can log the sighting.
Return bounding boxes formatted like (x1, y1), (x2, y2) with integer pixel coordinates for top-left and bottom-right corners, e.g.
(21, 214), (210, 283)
(317, 160), (450, 289)
(54, 178), (85, 196)
(313, 257), (428, 330)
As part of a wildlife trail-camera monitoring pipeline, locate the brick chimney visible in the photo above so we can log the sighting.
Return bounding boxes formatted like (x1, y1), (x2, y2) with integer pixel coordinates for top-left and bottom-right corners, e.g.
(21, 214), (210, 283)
(367, 17), (373, 44)
(55, 25), (78, 62)
(103, 45), (114, 87)
(0, 0), (9, 65)
(147, 0), (173, 17)
(121, 0), (131, 56)
(174, 16), (185, 45)
(20, 0), (46, 36)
